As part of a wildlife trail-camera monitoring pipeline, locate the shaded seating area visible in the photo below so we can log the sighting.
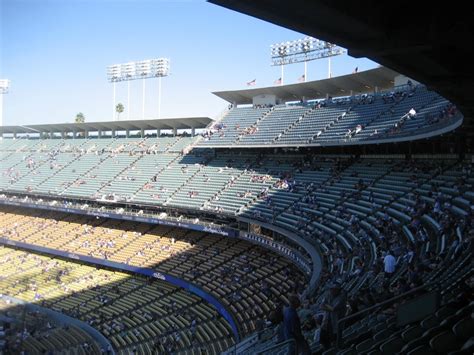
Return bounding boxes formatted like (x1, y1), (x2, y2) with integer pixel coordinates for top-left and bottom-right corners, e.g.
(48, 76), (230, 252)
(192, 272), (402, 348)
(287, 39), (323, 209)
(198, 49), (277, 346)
(0, 207), (308, 338)
(0, 298), (101, 355)
(0, 247), (234, 354)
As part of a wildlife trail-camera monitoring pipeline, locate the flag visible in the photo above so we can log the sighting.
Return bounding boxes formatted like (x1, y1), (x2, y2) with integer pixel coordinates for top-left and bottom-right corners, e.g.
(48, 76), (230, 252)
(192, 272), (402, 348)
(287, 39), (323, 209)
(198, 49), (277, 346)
(298, 74), (305, 83)
(274, 77), (282, 85)
(246, 79), (256, 86)
(352, 67), (358, 73)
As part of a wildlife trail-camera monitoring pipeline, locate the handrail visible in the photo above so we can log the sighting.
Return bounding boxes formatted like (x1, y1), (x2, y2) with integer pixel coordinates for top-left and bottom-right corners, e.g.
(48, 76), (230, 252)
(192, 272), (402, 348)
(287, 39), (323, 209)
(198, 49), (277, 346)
(0, 238), (241, 342)
(224, 327), (274, 354)
(1, 295), (115, 354)
(336, 280), (438, 348)
(256, 338), (295, 355)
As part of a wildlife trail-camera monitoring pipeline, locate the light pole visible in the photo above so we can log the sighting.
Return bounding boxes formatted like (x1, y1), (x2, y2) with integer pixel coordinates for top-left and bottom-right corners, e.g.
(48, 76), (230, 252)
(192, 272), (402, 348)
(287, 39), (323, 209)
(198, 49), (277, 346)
(122, 62), (135, 120)
(158, 76), (162, 119)
(301, 38), (312, 81)
(270, 37), (345, 82)
(107, 65), (121, 121)
(107, 58), (169, 121)
(0, 79), (10, 130)
(136, 60), (151, 119)
(153, 58), (170, 119)
(271, 42), (289, 85)
(142, 79), (146, 119)
(127, 81), (131, 120)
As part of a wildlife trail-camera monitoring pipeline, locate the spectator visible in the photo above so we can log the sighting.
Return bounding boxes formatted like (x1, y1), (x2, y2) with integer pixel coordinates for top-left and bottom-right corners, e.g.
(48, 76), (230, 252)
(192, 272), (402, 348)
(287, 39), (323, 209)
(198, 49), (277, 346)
(383, 251), (396, 276)
(283, 294), (311, 354)
(320, 280), (347, 348)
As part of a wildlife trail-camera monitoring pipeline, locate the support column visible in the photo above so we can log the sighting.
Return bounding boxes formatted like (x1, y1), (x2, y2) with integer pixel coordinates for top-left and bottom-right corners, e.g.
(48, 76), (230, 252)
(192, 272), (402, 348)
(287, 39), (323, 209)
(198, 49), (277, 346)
(140, 128), (144, 138)
(173, 127), (177, 136)
(126, 129), (130, 138)
(191, 127), (196, 136)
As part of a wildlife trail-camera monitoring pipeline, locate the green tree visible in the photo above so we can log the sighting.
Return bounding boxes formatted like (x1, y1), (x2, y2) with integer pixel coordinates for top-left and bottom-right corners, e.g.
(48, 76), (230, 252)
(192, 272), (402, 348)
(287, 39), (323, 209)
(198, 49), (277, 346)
(115, 103), (124, 120)
(75, 112), (85, 123)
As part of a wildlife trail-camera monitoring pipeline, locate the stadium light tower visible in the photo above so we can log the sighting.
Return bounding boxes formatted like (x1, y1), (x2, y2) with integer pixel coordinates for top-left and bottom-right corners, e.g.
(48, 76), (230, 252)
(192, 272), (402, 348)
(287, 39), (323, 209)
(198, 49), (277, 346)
(107, 58), (170, 120)
(0, 79), (10, 129)
(270, 42), (289, 84)
(107, 64), (121, 120)
(271, 37), (345, 82)
(122, 62), (136, 120)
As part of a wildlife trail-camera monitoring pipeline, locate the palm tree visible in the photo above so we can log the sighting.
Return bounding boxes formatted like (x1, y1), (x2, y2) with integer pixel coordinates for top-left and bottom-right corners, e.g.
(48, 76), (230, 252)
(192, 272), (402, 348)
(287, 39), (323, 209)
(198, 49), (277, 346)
(75, 112), (85, 123)
(115, 103), (124, 120)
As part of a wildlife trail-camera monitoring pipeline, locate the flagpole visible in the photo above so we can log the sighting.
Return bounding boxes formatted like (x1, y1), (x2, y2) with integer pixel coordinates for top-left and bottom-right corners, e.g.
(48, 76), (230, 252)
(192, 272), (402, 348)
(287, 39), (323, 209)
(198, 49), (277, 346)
(328, 57), (331, 78)
(281, 64), (284, 85)
(304, 61), (307, 82)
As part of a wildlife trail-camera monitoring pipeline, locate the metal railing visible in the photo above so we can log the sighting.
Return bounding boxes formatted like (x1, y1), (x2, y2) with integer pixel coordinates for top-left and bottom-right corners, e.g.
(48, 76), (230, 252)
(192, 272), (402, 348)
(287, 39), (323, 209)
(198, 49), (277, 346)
(335, 281), (438, 348)
(256, 338), (295, 355)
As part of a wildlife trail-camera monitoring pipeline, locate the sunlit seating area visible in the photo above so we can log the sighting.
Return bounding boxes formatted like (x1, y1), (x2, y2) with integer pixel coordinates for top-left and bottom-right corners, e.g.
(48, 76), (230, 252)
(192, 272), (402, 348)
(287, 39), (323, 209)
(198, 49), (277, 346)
(199, 85), (461, 147)
(0, 207), (307, 337)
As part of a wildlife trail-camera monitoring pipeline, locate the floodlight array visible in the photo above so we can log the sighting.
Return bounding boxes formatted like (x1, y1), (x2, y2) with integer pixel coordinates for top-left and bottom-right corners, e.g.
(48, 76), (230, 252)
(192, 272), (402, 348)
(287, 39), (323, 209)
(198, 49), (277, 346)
(0, 79), (10, 94)
(107, 58), (170, 82)
(270, 37), (345, 66)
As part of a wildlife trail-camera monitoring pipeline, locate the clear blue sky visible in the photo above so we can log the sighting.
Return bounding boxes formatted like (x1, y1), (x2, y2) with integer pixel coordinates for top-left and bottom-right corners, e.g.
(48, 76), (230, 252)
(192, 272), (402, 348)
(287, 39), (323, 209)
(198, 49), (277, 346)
(1, 0), (378, 125)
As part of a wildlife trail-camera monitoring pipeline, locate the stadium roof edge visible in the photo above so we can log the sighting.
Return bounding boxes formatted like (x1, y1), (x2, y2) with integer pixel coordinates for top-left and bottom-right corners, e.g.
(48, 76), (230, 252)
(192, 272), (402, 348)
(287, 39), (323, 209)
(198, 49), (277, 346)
(209, 0), (474, 127)
(212, 67), (399, 105)
(0, 117), (212, 135)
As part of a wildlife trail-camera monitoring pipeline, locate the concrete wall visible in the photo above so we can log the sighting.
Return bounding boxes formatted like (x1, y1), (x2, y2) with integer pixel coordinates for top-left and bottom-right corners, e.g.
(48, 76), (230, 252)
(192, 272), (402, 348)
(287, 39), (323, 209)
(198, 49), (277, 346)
(252, 94), (276, 106)
(394, 74), (420, 87)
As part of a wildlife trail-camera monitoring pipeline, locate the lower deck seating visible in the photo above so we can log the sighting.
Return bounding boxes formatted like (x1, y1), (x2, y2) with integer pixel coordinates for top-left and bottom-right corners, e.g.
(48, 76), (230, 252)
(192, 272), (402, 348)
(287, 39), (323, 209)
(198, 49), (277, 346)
(0, 298), (101, 355)
(0, 247), (234, 354)
(0, 208), (308, 339)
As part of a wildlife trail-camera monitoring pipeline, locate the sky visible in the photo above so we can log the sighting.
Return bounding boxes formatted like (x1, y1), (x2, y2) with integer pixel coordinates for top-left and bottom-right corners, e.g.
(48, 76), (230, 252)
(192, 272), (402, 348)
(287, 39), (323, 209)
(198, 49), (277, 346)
(1, 0), (378, 126)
